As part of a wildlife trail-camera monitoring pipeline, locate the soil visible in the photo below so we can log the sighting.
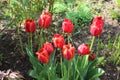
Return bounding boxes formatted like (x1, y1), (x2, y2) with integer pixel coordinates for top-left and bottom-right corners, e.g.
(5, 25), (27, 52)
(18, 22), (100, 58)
(0, 0), (120, 80)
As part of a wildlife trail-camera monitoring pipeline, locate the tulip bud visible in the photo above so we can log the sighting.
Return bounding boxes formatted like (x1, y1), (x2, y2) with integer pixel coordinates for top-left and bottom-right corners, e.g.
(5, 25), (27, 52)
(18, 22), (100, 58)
(90, 24), (103, 36)
(52, 34), (65, 48)
(24, 19), (36, 33)
(78, 44), (90, 55)
(92, 16), (104, 27)
(36, 48), (50, 64)
(62, 44), (75, 60)
(42, 42), (54, 55)
(38, 11), (52, 28)
(62, 18), (74, 33)
(89, 53), (96, 61)
(90, 16), (104, 36)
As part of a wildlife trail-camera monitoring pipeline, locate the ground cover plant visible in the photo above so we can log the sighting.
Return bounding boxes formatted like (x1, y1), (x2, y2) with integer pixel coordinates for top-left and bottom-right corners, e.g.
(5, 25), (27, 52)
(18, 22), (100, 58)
(0, 0), (120, 80)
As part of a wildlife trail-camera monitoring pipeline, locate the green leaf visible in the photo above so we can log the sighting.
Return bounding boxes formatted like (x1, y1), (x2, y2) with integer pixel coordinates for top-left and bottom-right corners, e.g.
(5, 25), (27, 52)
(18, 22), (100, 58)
(26, 45), (43, 77)
(29, 70), (37, 78)
(89, 57), (104, 70)
(87, 68), (105, 80)
(61, 62), (68, 80)
(78, 55), (89, 77)
(53, 1), (67, 13)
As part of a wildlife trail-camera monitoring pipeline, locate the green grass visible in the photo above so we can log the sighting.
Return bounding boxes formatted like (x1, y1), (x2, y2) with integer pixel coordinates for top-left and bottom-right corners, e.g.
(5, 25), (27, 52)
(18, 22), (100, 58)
(109, 34), (120, 65)
(110, 10), (120, 20)
(93, 33), (120, 66)
(116, 0), (120, 7)
(65, 2), (93, 35)
(100, 34), (120, 66)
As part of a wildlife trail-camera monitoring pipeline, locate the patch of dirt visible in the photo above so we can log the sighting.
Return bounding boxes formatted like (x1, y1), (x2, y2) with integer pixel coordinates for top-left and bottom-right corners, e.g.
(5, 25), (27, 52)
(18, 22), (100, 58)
(0, 28), (34, 80)
(100, 62), (120, 80)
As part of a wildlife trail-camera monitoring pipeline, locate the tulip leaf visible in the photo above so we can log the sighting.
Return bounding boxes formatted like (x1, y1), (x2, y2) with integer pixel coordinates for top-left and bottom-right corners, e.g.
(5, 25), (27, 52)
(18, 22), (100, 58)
(78, 55), (89, 77)
(86, 68), (105, 80)
(29, 70), (37, 79)
(38, 33), (45, 49)
(89, 57), (104, 70)
(62, 63), (68, 80)
(26, 45), (43, 78)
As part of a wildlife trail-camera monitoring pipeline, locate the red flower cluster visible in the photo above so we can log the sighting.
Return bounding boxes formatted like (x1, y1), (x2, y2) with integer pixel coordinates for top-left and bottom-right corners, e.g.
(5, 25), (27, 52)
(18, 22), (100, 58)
(52, 34), (75, 60)
(25, 14), (101, 63)
(24, 11), (52, 33)
(36, 42), (54, 64)
(90, 16), (104, 36)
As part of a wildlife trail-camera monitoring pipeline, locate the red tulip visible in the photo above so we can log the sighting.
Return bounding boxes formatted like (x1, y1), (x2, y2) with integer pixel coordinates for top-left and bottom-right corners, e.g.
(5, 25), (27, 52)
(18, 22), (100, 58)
(42, 42), (54, 55)
(38, 11), (52, 28)
(36, 48), (50, 64)
(62, 44), (75, 60)
(92, 16), (104, 27)
(24, 19), (36, 33)
(90, 24), (103, 36)
(90, 16), (104, 36)
(62, 18), (74, 33)
(52, 34), (65, 48)
(78, 44), (90, 55)
(89, 53), (96, 61)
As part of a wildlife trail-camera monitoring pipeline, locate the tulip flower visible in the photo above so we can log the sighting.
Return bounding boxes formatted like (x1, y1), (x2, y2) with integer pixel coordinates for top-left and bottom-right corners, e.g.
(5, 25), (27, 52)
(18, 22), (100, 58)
(38, 11), (52, 28)
(52, 34), (65, 48)
(89, 53), (96, 61)
(24, 19), (36, 33)
(42, 42), (54, 55)
(36, 48), (50, 64)
(62, 18), (74, 33)
(78, 44), (90, 55)
(90, 16), (104, 36)
(62, 44), (75, 60)
(92, 16), (104, 27)
(90, 24), (103, 36)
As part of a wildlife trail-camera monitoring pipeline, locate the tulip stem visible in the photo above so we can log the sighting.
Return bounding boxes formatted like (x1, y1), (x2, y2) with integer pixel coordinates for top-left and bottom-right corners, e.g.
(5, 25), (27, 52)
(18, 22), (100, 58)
(90, 36), (95, 50)
(38, 28), (43, 50)
(75, 56), (80, 80)
(68, 60), (71, 80)
(17, 23), (25, 56)
(47, 65), (50, 80)
(60, 53), (63, 77)
(45, 64), (50, 80)
(30, 33), (33, 53)
(68, 34), (70, 43)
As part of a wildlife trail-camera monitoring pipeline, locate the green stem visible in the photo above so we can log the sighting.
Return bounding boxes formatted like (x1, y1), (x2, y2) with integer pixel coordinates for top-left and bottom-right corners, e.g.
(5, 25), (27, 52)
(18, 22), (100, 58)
(68, 60), (71, 80)
(17, 24), (25, 56)
(30, 33), (33, 53)
(28, 33), (30, 45)
(34, 31), (37, 42)
(47, 65), (50, 80)
(68, 34), (70, 44)
(44, 64), (50, 80)
(90, 36), (95, 50)
(38, 28), (43, 50)
(74, 56), (79, 80)
(60, 51), (63, 77)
